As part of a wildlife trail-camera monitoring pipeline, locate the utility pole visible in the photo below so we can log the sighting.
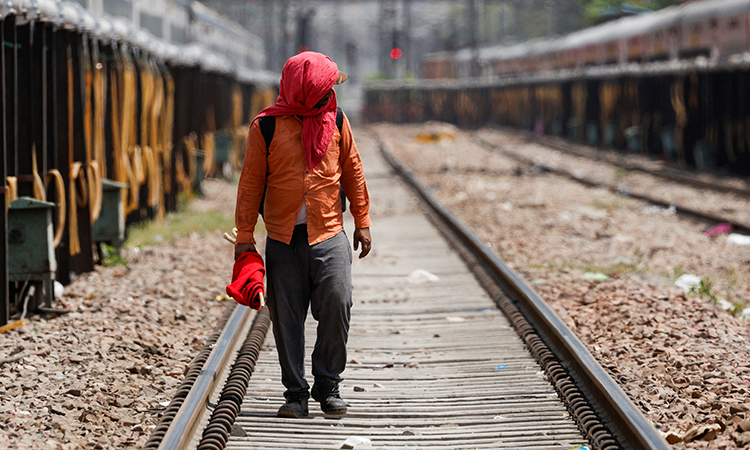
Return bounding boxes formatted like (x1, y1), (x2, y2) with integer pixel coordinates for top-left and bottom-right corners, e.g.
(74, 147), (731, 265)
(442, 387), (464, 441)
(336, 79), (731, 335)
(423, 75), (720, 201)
(403, 0), (412, 76)
(264, 0), (274, 71)
(278, 0), (289, 70)
(296, 6), (315, 53)
(378, 0), (397, 78)
(468, 0), (479, 77)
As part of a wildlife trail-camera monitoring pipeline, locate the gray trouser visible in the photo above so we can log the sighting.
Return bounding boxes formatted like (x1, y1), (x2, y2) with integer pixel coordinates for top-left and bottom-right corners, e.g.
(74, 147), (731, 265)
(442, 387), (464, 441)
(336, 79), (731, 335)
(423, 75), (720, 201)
(265, 225), (353, 399)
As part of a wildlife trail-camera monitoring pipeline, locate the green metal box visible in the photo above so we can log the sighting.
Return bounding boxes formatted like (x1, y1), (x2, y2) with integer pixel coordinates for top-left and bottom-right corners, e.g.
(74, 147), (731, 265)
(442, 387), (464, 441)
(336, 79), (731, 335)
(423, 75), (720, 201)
(214, 131), (232, 168)
(93, 179), (128, 246)
(8, 197), (57, 308)
(8, 197), (57, 278)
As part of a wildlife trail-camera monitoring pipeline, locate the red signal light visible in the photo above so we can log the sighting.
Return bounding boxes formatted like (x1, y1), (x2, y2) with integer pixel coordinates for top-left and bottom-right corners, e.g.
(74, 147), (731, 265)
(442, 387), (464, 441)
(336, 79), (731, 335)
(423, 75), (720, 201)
(390, 48), (403, 60)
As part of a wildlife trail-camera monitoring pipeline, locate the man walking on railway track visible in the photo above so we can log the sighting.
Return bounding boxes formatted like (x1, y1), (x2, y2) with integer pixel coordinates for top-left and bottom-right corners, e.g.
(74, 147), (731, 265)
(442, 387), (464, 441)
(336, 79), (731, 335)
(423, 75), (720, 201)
(233, 51), (372, 418)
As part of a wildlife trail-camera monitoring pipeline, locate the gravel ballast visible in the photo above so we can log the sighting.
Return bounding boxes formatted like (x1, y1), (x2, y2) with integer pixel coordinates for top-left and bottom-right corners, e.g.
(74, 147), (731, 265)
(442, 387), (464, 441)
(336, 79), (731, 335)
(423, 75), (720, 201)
(1, 127), (749, 449)
(371, 123), (750, 449)
(0, 180), (241, 449)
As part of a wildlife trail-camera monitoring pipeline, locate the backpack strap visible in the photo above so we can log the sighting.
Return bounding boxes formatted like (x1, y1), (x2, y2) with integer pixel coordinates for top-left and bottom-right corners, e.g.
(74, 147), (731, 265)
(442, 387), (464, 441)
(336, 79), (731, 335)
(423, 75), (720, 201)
(259, 108), (341, 150)
(258, 116), (275, 152)
(257, 109), (347, 215)
(336, 107), (347, 213)
(257, 116), (275, 216)
(336, 107), (343, 133)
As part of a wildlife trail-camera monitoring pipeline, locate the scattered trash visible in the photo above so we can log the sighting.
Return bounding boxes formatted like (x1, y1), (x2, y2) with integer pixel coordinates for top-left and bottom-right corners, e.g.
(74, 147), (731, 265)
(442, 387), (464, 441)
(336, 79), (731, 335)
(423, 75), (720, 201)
(582, 272), (609, 281)
(662, 430), (682, 444)
(374, 363), (394, 370)
(231, 424), (247, 437)
(353, 386), (367, 392)
(158, 400), (171, 407)
(446, 316), (466, 322)
(644, 205), (676, 215)
(675, 274), (702, 292)
(0, 318), (29, 335)
(54, 281), (64, 298)
(680, 423), (722, 442)
(717, 299), (734, 311)
(340, 436), (372, 449)
(350, 358), (363, 365)
(703, 223), (732, 236)
(495, 364), (509, 370)
(408, 269), (440, 284)
(415, 130), (456, 143)
(727, 233), (750, 246)
(569, 446), (589, 450)
(373, 383), (384, 389)
(493, 415), (506, 420)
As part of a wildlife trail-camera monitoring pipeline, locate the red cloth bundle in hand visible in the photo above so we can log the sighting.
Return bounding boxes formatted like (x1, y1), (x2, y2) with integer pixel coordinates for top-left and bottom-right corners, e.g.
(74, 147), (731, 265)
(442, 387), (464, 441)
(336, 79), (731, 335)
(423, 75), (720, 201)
(226, 251), (266, 310)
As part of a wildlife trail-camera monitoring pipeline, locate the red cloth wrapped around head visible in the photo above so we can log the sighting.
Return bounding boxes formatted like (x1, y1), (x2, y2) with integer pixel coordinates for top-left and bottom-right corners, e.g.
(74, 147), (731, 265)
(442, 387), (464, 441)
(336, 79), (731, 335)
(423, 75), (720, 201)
(226, 251), (265, 310)
(255, 51), (340, 169)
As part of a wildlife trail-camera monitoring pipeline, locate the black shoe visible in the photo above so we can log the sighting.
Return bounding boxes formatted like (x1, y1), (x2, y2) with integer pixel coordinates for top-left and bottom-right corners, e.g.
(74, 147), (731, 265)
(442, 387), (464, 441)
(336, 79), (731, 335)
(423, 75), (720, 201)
(277, 396), (309, 418)
(311, 380), (347, 415)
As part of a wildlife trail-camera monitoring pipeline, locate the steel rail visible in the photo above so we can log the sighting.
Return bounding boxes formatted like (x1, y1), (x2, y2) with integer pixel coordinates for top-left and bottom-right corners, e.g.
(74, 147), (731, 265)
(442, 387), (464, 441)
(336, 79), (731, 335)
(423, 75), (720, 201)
(474, 136), (750, 235)
(527, 134), (750, 199)
(157, 304), (253, 450)
(377, 138), (670, 450)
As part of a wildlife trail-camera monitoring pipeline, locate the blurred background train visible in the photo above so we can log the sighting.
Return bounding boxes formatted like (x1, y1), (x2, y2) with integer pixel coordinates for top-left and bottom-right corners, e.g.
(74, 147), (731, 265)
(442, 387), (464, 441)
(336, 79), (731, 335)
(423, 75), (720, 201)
(1, 0), (279, 321)
(423, 0), (750, 79)
(64, 0), (266, 70)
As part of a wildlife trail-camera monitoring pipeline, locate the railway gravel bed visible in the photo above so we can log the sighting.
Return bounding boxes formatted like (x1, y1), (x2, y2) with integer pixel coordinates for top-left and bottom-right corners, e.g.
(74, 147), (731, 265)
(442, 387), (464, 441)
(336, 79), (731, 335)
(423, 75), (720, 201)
(371, 123), (750, 449)
(0, 180), (240, 449)
(475, 129), (750, 227)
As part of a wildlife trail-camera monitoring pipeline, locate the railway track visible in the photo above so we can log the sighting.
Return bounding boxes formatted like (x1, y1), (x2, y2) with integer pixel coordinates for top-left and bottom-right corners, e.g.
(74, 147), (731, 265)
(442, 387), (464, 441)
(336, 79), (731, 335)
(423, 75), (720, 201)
(474, 134), (750, 235)
(144, 137), (668, 450)
(528, 133), (750, 198)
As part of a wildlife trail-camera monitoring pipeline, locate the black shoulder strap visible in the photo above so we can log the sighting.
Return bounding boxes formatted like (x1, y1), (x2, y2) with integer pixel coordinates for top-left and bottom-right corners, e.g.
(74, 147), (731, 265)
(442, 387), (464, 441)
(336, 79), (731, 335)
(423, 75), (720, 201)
(259, 109), (341, 151)
(258, 116), (275, 152)
(336, 107), (343, 134)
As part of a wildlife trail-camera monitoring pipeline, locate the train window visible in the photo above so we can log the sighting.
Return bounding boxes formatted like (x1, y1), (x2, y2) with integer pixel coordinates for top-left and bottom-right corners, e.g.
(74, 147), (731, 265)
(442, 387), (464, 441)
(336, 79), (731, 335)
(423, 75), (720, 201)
(140, 12), (163, 38)
(103, 0), (132, 19)
(171, 25), (188, 44)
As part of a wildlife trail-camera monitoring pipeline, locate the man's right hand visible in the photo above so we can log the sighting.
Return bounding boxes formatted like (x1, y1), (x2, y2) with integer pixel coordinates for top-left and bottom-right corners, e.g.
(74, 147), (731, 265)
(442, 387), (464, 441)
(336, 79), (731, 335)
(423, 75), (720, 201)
(234, 242), (257, 261)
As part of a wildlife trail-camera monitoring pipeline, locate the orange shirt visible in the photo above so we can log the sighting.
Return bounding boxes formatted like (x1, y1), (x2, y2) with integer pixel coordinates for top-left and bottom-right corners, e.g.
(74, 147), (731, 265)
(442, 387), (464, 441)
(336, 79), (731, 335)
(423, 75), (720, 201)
(235, 113), (371, 246)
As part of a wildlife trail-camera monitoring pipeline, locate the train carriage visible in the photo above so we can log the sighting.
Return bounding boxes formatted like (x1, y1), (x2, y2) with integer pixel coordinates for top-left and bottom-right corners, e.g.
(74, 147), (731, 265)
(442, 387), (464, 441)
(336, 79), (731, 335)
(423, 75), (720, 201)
(423, 0), (750, 79)
(1, 0), (279, 324)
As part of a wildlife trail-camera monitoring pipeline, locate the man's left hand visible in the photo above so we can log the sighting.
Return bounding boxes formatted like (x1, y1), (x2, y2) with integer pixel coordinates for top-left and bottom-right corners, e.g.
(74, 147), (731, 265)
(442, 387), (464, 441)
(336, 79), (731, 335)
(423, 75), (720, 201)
(353, 227), (372, 259)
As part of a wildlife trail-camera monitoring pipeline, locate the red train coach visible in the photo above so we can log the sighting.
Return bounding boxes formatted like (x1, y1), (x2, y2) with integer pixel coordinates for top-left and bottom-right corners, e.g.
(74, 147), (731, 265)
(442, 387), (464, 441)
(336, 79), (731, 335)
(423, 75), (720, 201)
(422, 0), (750, 79)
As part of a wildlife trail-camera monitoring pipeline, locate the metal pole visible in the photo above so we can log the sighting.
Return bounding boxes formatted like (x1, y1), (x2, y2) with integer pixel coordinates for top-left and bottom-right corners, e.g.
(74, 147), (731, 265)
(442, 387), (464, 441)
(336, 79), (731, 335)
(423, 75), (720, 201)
(264, 0), (274, 71)
(468, 0), (479, 77)
(1, 18), (8, 323)
(403, 0), (412, 76)
(277, 0), (289, 70)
